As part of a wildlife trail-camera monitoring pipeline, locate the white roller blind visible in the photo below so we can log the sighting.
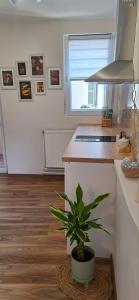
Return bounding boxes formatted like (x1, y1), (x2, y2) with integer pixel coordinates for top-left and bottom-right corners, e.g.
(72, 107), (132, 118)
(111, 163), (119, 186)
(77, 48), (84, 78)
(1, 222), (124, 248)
(68, 34), (112, 80)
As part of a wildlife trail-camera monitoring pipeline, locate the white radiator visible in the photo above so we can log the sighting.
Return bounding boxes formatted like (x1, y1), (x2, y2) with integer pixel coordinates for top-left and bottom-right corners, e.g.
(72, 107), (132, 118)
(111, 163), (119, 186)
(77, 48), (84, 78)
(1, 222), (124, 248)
(43, 129), (74, 174)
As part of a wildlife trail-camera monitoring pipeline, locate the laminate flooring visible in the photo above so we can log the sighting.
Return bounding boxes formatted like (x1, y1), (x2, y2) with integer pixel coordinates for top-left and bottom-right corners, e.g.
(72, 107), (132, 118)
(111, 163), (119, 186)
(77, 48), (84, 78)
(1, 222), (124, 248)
(0, 175), (115, 300)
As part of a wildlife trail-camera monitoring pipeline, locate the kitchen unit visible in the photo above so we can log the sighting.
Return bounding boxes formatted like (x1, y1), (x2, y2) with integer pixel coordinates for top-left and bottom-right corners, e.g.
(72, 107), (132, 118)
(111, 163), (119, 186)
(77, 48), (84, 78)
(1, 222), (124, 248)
(114, 161), (139, 300)
(62, 125), (139, 300)
(62, 125), (128, 257)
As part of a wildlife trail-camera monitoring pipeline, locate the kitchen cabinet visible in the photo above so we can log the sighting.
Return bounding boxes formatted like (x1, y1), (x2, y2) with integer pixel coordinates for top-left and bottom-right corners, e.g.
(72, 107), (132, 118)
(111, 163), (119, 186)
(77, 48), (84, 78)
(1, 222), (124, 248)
(63, 125), (129, 257)
(114, 161), (139, 300)
(64, 161), (116, 257)
(63, 124), (139, 299)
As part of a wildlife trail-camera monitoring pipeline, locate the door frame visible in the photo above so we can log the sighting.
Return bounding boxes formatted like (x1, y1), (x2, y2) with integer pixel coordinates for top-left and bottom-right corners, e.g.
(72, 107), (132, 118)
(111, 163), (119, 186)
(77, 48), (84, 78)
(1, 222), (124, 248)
(0, 95), (8, 173)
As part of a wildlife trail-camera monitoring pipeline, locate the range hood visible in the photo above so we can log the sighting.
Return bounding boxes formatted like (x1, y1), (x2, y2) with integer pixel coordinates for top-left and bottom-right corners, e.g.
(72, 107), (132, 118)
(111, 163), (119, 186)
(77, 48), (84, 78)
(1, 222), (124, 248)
(86, 0), (137, 84)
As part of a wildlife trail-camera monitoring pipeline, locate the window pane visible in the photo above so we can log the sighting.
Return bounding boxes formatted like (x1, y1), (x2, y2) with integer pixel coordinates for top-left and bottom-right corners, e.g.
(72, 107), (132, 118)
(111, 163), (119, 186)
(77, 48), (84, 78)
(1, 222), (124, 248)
(64, 33), (113, 114)
(70, 81), (105, 110)
(97, 84), (106, 109)
(88, 82), (97, 106)
(135, 84), (139, 109)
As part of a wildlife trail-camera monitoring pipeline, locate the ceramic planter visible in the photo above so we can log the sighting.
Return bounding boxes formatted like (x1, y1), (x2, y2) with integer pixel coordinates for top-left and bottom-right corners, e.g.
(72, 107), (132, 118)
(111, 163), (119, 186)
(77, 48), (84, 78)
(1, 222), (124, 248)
(71, 246), (95, 288)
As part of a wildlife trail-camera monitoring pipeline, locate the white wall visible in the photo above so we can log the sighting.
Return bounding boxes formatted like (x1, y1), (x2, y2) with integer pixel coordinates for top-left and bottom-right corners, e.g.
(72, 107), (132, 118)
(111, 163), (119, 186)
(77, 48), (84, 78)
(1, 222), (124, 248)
(133, 1), (139, 151)
(134, 0), (139, 81)
(0, 17), (116, 174)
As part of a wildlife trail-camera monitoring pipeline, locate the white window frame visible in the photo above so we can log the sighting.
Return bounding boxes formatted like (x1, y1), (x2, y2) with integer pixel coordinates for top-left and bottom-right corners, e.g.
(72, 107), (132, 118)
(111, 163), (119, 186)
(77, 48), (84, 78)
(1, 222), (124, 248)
(63, 33), (115, 116)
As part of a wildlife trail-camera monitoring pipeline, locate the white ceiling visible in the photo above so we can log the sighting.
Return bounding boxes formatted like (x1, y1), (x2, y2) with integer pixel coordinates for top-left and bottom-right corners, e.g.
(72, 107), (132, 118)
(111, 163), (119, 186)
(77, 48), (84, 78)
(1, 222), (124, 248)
(0, 0), (117, 19)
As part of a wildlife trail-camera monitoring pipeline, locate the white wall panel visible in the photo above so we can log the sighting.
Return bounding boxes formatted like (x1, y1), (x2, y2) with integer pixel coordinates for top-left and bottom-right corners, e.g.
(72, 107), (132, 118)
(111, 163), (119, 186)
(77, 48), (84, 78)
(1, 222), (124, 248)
(0, 17), (115, 173)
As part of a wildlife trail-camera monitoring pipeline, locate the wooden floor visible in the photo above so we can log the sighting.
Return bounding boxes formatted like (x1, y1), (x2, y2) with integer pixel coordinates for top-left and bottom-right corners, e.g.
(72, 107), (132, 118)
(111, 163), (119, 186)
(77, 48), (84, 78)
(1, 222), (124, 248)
(0, 175), (115, 300)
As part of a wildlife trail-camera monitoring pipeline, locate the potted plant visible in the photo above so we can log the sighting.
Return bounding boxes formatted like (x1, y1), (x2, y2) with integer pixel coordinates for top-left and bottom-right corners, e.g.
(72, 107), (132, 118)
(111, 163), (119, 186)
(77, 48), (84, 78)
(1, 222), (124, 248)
(49, 184), (110, 288)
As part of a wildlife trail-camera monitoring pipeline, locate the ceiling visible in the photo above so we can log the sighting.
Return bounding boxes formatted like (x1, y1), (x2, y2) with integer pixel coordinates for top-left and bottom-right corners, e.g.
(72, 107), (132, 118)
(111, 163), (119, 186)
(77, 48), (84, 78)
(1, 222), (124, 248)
(0, 0), (117, 19)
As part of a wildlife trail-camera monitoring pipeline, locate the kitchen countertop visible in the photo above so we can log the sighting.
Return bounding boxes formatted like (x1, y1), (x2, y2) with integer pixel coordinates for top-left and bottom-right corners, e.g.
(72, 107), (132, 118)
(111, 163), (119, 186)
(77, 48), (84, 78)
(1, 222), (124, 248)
(62, 125), (130, 163)
(115, 160), (139, 231)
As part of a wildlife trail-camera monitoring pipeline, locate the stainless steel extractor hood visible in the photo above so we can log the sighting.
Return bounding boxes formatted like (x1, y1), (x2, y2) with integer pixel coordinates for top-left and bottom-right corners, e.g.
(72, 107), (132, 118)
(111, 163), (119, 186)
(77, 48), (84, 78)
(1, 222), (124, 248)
(86, 0), (138, 84)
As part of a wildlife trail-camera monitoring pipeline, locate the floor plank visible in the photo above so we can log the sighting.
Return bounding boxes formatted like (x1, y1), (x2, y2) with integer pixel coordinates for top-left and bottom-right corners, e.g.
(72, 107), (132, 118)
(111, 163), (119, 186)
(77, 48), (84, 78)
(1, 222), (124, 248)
(0, 175), (115, 299)
(0, 175), (68, 300)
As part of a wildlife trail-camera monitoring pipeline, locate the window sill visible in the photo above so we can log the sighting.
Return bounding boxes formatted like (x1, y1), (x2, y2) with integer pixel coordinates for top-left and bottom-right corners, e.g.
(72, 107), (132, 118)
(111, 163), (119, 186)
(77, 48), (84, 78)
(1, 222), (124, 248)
(64, 109), (103, 117)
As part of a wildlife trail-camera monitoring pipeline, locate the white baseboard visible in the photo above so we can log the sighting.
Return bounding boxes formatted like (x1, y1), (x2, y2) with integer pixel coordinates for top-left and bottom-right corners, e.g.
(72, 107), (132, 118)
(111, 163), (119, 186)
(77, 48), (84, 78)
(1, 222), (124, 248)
(0, 167), (8, 173)
(43, 167), (64, 175)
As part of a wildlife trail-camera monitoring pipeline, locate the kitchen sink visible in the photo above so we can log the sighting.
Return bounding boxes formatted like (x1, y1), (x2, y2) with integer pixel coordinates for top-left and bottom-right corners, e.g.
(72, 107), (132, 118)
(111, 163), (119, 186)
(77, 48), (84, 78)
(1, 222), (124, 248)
(75, 135), (116, 142)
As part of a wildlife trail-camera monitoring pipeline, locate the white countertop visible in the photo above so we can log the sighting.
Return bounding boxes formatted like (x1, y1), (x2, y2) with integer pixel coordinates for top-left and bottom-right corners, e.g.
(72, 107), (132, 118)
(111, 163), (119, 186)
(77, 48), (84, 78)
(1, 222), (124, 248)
(114, 160), (139, 231)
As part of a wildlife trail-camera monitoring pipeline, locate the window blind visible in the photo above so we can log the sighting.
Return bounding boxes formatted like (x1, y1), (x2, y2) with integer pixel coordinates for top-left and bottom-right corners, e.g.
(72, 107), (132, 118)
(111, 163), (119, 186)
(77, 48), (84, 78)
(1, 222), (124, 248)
(68, 34), (112, 80)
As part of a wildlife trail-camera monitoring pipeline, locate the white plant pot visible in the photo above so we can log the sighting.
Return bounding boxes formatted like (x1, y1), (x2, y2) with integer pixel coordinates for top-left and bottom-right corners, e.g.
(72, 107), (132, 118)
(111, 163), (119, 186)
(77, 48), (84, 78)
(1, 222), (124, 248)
(71, 246), (95, 288)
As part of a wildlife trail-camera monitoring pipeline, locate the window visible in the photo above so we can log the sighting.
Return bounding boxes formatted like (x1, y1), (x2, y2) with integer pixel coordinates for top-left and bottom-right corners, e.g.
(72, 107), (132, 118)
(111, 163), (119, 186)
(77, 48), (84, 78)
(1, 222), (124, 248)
(64, 34), (114, 114)
(135, 84), (139, 109)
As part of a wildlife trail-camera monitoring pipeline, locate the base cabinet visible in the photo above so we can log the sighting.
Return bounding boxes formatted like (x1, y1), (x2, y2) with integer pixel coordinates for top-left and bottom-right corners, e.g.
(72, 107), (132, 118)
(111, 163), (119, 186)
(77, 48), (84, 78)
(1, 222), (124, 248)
(64, 162), (116, 258)
(113, 177), (139, 300)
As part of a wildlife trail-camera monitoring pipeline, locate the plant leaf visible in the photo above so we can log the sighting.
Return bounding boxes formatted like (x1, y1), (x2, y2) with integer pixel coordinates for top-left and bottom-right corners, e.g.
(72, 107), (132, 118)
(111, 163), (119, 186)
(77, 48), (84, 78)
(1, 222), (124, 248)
(66, 227), (74, 237)
(49, 205), (68, 223)
(70, 235), (76, 245)
(87, 220), (110, 235)
(87, 220), (102, 229)
(58, 193), (74, 213)
(57, 227), (68, 231)
(85, 233), (90, 242)
(77, 198), (84, 216)
(76, 184), (83, 204)
(76, 228), (86, 242)
(101, 227), (111, 236)
(67, 212), (74, 222)
(50, 205), (68, 214)
(80, 209), (91, 222)
(80, 223), (90, 231)
(85, 193), (109, 211)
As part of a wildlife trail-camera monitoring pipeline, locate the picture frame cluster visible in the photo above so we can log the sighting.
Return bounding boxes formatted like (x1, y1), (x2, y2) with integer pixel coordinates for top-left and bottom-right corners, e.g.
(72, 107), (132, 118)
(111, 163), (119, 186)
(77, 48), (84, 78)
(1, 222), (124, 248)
(0, 54), (62, 102)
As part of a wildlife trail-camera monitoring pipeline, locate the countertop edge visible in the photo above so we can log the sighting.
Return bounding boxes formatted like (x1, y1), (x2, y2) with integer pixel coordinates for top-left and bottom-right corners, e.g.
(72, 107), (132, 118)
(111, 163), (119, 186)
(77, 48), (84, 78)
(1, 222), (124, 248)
(62, 157), (114, 163)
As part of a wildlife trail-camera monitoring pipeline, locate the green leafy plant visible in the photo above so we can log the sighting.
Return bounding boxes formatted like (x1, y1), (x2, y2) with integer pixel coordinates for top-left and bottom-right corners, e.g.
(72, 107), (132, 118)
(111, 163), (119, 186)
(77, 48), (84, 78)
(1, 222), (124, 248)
(80, 104), (90, 109)
(49, 184), (110, 262)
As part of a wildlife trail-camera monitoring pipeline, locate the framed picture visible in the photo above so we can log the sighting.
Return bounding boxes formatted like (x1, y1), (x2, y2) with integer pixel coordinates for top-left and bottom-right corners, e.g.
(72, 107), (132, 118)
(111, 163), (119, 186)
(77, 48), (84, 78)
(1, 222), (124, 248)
(34, 80), (46, 95)
(0, 68), (15, 89)
(16, 61), (28, 77)
(18, 80), (33, 101)
(48, 67), (62, 89)
(30, 54), (45, 77)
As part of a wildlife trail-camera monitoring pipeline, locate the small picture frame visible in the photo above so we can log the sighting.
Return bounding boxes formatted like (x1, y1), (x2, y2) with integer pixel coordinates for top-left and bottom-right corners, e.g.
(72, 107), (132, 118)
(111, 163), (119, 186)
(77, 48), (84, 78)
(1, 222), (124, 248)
(30, 54), (45, 77)
(0, 68), (15, 89)
(18, 80), (33, 102)
(16, 61), (28, 77)
(48, 67), (62, 89)
(34, 80), (46, 95)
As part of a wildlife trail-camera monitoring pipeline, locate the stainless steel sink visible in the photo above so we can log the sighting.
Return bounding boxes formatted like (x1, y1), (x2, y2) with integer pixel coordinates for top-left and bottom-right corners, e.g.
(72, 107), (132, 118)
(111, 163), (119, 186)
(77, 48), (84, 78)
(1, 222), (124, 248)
(75, 135), (116, 142)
